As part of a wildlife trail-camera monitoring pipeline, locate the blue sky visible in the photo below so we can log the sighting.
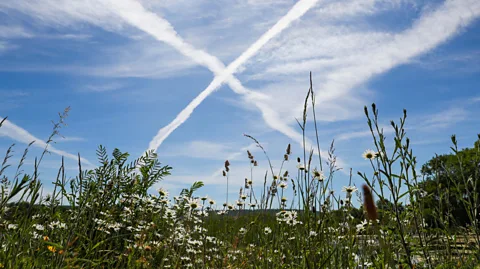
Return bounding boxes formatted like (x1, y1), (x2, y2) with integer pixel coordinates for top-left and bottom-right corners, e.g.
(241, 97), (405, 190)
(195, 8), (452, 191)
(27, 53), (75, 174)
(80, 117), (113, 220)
(0, 0), (479, 206)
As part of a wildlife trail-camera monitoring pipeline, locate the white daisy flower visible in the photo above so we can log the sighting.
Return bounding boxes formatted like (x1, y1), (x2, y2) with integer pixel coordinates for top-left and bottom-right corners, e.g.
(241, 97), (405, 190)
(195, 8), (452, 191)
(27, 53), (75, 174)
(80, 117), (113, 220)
(296, 164), (305, 170)
(362, 149), (377, 160)
(342, 186), (358, 194)
(33, 224), (45, 231)
(158, 188), (169, 197)
(187, 198), (201, 209)
(313, 169), (325, 181)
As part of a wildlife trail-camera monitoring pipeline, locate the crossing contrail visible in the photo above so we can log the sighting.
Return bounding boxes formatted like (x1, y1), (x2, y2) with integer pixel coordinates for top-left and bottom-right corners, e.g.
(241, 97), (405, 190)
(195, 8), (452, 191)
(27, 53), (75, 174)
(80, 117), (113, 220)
(106, 0), (320, 152)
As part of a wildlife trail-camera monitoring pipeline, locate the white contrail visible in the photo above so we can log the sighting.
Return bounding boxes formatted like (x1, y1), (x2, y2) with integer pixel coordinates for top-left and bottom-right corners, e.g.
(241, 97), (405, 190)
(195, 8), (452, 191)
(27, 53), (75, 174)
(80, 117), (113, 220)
(108, 0), (340, 172)
(105, 0), (267, 100)
(115, 0), (320, 152)
(0, 117), (93, 167)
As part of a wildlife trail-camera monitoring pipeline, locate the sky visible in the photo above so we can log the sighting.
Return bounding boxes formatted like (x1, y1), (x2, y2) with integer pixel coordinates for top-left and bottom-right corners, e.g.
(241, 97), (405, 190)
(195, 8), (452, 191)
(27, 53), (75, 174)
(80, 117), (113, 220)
(0, 0), (479, 206)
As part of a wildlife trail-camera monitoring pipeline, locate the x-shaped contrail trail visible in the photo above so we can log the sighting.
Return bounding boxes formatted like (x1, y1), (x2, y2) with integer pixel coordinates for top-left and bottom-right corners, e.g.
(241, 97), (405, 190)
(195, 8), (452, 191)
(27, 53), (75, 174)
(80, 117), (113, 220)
(106, 0), (320, 154)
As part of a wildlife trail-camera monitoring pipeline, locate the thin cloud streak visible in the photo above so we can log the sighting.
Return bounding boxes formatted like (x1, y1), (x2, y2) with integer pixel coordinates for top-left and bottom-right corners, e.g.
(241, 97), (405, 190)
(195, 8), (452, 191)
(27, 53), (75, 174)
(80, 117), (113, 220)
(0, 117), (93, 167)
(315, 0), (479, 104)
(243, 0), (480, 127)
(210, 143), (258, 177)
(135, 0), (321, 152)
(102, 0), (270, 148)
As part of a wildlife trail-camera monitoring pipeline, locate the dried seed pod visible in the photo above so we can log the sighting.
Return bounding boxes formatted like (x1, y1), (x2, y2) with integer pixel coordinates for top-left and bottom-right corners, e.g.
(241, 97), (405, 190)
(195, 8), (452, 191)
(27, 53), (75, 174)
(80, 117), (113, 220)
(247, 150), (253, 160)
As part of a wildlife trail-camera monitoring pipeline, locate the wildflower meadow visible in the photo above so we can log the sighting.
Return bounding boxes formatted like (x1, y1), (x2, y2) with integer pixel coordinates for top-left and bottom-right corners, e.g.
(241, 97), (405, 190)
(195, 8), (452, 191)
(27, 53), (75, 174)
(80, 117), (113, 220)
(0, 83), (479, 269)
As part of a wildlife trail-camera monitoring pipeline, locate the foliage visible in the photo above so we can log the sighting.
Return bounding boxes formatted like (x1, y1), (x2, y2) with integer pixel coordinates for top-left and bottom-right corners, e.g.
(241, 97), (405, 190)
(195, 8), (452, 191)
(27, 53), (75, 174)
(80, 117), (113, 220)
(420, 135), (480, 228)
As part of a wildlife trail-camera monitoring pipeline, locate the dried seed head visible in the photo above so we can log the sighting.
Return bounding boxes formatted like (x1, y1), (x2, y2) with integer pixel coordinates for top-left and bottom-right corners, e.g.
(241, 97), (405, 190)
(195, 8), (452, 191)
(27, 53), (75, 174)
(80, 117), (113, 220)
(253, 161), (258, 166)
(297, 157), (301, 163)
(283, 171), (289, 177)
(225, 160), (230, 168)
(363, 184), (377, 221)
(222, 170), (226, 177)
(284, 154), (289, 161)
(286, 144), (291, 155)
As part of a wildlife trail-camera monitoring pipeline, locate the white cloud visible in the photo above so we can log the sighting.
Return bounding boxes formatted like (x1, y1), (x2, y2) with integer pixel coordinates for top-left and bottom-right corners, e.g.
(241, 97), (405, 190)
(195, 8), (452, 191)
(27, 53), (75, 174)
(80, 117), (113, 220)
(0, 90), (30, 111)
(314, 0), (379, 19)
(0, 1), (122, 31)
(160, 140), (239, 160)
(0, 90), (30, 98)
(313, 0), (415, 21)
(412, 49), (480, 75)
(0, 41), (15, 53)
(0, 25), (33, 38)
(81, 82), (125, 93)
(57, 136), (86, 143)
(244, 0), (480, 127)
(417, 107), (468, 130)
(0, 117), (93, 167)
(335, 124), (395, 141)
(0, 1), (196, 79)
(44, 34), (92, 40)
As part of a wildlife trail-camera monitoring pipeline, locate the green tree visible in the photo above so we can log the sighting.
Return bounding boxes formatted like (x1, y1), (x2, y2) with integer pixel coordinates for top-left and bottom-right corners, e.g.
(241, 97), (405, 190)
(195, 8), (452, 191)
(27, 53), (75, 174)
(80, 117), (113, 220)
(419, 135), (480, 228)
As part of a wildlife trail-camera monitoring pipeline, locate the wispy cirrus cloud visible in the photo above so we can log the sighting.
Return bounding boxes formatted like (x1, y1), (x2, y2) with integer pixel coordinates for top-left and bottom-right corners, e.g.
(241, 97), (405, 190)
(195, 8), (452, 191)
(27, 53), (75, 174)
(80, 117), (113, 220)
(0, 25), (33, 38)
(0, 90), (30, 111)
(0, 90), (30, 98)
(416, 107), (468, 130)
(0, 118), (93, 167)
(160, 140), (243, 160)
(245, 0), (480, 127)
(57, 136), (86, 143)
(81, 82), (125, 93)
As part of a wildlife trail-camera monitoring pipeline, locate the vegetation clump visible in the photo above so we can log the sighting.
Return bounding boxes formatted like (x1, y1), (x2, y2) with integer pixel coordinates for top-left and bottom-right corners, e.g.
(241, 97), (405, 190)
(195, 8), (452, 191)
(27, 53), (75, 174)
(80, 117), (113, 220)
(0, 83), (479, 268)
